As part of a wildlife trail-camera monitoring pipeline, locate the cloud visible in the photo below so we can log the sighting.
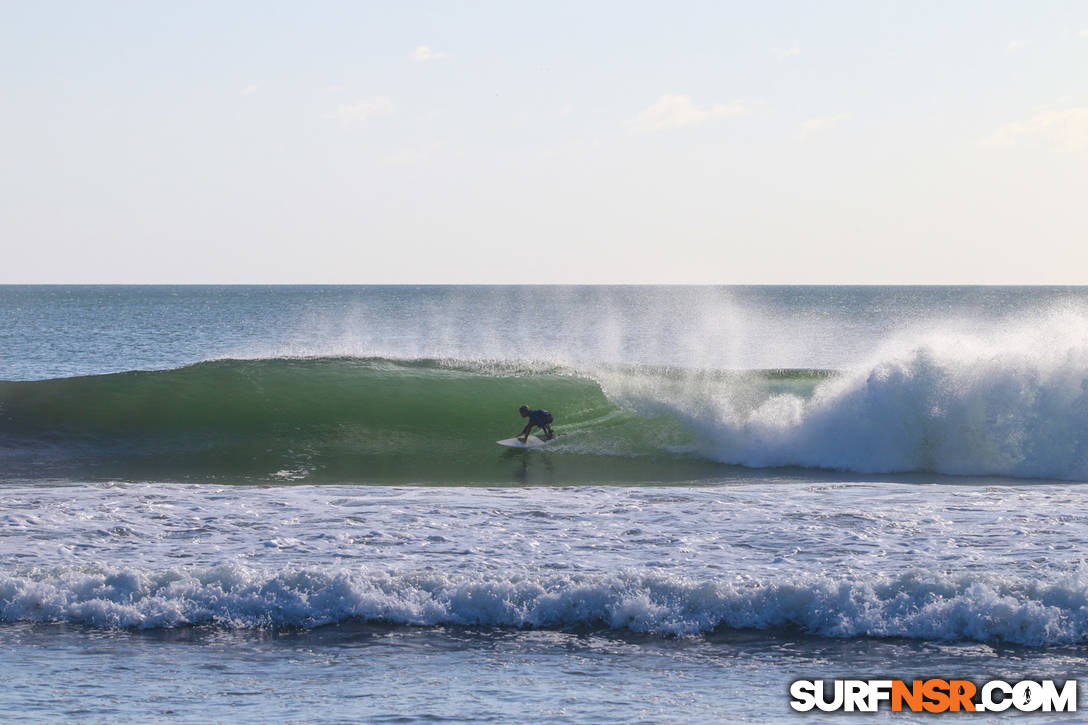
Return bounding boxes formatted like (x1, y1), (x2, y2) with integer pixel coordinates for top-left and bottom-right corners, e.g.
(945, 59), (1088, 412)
(772, 47), (801, 59)
(799, 113), (851, 137)
(1079, 28), (1088, 38)
(334, 97), (395, 126)
(1007, 40), (1028, 51)
(411, 45), (448, 62)
(983, 108), (1088, 152)
(627, 94), (748, 132)
(241, 84), (257, 96)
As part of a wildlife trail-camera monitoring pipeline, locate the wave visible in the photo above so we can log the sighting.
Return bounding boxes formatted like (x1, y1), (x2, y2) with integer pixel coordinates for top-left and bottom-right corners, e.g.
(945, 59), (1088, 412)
(2, 563), (1085, 646)
(0, 357), (810, 484)
(4, 312), (1088, 483)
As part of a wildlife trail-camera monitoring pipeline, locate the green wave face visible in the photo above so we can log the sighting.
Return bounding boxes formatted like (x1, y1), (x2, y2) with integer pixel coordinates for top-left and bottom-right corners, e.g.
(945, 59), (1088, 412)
(2, 358), (787, 484)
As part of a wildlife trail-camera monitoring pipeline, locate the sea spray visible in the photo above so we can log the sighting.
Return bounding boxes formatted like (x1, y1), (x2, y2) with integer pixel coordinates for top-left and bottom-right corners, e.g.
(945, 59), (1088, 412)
(601, 312), (1088, 480)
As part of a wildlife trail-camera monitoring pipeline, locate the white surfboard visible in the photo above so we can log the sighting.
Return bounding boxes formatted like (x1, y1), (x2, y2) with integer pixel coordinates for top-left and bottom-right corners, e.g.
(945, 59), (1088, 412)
(497, 435), (550, 449)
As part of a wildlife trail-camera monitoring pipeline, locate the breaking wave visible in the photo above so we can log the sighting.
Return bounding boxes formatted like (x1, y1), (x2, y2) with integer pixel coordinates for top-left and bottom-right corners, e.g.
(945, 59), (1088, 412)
(3, 311), (1088, 482)
(3, 564), (1086, 646)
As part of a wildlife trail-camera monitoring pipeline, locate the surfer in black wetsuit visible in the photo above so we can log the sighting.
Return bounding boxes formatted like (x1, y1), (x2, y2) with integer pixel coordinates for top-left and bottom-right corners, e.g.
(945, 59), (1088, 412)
(518, 405), (554, 442)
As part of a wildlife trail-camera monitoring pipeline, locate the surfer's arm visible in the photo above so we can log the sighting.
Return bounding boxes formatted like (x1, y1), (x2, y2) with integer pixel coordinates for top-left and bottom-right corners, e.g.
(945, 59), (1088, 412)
(519, 421), (534, 441)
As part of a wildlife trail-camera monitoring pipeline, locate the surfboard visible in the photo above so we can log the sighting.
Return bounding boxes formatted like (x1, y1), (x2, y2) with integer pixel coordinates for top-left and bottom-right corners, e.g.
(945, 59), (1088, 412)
(497, 435), (550, 449)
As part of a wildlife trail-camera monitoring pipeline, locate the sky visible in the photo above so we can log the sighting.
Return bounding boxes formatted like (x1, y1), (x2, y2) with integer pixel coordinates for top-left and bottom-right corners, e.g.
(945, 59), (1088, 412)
(1, 0), (1086, 284)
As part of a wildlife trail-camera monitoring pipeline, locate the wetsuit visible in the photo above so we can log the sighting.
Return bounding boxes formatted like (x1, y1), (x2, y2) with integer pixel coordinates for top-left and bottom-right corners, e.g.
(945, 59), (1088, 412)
(521, 409), (554, 438)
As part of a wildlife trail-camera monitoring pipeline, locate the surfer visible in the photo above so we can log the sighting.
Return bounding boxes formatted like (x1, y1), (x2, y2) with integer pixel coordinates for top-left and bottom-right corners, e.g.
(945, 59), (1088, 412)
(517, 405), (554, 442)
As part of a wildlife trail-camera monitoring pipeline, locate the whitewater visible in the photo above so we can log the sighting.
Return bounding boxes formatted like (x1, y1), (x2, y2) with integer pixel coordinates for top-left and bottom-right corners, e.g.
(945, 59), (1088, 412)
(5, 482), (1088, 645)
(2, 285), (1088, 722)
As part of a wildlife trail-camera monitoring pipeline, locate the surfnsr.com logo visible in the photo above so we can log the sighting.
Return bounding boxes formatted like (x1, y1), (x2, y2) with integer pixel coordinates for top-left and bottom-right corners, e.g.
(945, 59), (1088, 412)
(790, 679), (1077, 713)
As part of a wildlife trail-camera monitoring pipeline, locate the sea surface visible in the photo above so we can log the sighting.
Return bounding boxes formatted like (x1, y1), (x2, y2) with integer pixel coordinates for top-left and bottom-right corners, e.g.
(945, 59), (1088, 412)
(2, 285), (1088, 722)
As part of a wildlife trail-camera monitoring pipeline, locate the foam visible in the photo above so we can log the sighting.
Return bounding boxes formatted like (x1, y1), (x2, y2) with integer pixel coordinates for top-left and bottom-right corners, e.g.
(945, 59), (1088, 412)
(604, 311), (1088, 480)
(2, 564), (1086, 645)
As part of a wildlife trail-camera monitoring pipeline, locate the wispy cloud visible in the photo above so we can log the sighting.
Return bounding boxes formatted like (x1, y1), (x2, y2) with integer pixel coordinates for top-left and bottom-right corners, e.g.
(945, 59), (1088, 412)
(1007, 40), (1028, 51)
(411, 45), (448, 62)
(772, 47), (800, 59)
(983, 108), (1088, 152)
(799, 113), (851, 137)
(241, 84), (258, 96)
(627, 94), (748, 132)
(334, 97), (395, 126)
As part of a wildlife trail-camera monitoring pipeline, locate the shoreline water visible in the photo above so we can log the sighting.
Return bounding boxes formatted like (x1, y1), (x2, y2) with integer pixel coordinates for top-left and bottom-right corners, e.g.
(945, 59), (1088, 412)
(5, 618), (1086, 724)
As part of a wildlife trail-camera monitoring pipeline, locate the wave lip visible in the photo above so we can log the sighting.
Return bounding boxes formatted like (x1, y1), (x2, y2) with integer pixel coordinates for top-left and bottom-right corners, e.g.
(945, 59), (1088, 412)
(2, 565), (1085, 646)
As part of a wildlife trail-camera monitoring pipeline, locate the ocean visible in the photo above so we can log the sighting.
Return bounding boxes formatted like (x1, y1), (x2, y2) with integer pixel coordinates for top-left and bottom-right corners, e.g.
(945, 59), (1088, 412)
(2, 285), (1087, 722)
